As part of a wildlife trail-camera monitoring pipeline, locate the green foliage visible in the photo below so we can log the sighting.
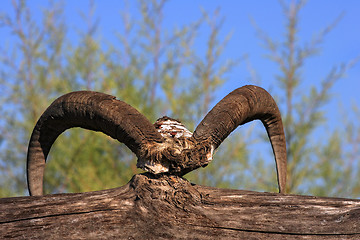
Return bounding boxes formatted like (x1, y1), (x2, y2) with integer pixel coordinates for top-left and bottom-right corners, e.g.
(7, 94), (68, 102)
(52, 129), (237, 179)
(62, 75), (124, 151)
(0, 0), (237, 196)
(252, 0), (359, 197)
(0, 0), (358, 199)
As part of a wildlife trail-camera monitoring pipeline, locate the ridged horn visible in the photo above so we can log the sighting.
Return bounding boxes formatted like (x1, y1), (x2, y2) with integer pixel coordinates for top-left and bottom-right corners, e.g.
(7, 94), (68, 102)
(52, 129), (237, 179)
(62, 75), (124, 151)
(27, 91), (164, 196)
(193, 85), (287, 193)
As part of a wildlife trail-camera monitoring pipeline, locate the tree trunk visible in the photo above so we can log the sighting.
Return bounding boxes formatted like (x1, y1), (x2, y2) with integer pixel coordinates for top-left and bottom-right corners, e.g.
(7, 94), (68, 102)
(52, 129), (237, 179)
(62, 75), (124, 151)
(1, 173), (359, 239)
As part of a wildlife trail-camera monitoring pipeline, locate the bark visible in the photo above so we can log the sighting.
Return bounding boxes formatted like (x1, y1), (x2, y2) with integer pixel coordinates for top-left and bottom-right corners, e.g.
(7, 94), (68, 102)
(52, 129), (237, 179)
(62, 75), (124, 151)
(1, 173), (359, 239)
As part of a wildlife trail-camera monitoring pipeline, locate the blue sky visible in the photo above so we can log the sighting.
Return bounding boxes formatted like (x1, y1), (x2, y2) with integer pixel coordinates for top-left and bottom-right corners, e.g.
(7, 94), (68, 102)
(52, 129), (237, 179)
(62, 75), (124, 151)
(0, 1), (359, 194)
(1, 0), (359, 140)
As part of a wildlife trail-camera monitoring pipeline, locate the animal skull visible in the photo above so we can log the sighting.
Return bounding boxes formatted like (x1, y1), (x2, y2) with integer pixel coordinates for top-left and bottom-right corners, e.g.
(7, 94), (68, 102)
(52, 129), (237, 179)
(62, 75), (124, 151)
(26, 85), (287, 195)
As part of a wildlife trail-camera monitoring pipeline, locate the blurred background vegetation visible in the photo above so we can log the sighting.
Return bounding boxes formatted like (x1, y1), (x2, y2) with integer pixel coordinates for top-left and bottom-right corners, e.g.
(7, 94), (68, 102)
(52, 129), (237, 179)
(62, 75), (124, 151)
(0, 0), (359, 198)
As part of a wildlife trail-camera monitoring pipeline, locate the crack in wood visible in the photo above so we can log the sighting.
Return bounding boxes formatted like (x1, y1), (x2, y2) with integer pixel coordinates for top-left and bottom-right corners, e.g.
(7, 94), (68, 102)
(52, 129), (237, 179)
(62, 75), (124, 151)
(183, 223), (360, 236)
(0, 208), (118, 224)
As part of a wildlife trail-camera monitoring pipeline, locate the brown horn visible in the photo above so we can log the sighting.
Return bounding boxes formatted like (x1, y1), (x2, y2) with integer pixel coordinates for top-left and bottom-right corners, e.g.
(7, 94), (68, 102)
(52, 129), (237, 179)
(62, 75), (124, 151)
(193, 85), (287, 193)
(27, 91), (164, 196)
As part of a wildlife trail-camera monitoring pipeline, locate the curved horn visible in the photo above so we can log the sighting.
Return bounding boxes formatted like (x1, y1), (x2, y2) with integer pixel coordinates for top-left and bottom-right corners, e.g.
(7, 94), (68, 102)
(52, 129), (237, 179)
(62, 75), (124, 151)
(193, 85), (287, 193)
(27, 91), (164, 196)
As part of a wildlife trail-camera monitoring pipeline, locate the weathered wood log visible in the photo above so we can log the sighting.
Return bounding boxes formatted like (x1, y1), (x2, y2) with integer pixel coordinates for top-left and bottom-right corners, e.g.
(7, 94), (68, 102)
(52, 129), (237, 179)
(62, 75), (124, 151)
(1, 173), (360, 239)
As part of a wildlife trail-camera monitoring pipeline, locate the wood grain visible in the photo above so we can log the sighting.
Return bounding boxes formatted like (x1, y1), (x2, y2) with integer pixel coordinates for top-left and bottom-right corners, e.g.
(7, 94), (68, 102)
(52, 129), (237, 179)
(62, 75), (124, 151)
(1, 173), (359, 239)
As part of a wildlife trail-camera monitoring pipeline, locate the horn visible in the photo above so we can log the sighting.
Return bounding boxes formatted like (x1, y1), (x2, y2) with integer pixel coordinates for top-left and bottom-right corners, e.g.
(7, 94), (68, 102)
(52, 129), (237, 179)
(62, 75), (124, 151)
(27, 91), (163, 196)
(193, 85), (287, 193)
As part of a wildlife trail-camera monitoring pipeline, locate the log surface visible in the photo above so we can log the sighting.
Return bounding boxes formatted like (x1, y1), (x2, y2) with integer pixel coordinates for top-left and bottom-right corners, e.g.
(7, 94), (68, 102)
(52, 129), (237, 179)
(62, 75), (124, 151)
(1, 173), (360, 239)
